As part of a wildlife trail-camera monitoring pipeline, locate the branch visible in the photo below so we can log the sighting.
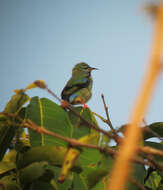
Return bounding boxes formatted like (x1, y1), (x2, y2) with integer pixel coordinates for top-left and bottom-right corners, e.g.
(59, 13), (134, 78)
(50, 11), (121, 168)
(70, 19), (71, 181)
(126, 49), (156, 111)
(101, 94), (117, 135)
(139, 146), (163, 157)
(24, 120), (163, 171)
(23, 120), (159, 170)
(3, 111), (163, 171)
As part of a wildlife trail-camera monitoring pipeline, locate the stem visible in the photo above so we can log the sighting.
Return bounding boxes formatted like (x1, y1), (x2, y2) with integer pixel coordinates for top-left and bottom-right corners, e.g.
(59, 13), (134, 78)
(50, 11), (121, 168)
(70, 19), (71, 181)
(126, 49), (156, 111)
(107, 2), (163, 190)
(101, 94), (117, 135)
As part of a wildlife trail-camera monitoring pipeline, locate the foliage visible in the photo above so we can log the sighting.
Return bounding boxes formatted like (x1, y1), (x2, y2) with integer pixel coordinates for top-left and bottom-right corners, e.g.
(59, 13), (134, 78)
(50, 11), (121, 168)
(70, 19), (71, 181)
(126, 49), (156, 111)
(0, 89), (163, 190)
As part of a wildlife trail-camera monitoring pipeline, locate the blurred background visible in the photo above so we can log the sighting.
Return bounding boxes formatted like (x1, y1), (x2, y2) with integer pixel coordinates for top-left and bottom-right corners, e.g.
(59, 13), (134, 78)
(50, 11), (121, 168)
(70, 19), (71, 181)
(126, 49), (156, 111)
(0, 0), (162, 130)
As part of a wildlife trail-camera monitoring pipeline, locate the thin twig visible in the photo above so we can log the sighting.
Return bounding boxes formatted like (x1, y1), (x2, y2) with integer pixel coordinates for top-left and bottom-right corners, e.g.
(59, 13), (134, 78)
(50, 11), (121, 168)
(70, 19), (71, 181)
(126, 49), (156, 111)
(46, 87), (62, 103)
(101, 94), (117, 135)
(93, 112), (108, 124)
(2, 112), (23, 123)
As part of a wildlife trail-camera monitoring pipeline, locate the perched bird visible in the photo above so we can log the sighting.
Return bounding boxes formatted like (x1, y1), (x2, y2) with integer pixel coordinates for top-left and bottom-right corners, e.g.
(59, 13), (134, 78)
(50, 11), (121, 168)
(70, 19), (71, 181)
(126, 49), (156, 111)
(61, 62), (97, 106)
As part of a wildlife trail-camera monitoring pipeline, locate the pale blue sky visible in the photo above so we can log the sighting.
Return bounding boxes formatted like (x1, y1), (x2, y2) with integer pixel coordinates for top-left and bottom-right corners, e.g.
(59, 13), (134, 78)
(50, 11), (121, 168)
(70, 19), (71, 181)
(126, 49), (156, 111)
(0, 0), (162, 129)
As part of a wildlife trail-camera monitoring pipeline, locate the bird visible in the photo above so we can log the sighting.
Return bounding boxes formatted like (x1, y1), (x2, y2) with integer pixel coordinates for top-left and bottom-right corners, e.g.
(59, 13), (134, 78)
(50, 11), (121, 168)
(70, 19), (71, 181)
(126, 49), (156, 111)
(61, 62), (97, 107)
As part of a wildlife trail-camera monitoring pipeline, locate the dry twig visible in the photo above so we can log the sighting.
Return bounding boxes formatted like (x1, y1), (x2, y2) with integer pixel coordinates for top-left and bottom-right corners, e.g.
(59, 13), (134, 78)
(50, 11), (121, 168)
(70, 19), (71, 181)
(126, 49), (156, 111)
(101, 94), (117, 136)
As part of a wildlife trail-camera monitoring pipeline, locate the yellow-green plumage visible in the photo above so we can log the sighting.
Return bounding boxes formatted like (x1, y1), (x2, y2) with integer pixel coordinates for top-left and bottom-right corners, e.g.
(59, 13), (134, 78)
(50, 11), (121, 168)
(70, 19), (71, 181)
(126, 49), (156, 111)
(61, 62), (97, 105)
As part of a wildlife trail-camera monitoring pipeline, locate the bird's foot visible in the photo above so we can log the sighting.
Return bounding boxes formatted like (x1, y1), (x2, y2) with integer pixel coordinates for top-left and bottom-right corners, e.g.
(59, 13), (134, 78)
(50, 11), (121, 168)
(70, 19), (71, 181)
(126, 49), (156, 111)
(83, 103), (88, 109)
(61, 100), (69, 108)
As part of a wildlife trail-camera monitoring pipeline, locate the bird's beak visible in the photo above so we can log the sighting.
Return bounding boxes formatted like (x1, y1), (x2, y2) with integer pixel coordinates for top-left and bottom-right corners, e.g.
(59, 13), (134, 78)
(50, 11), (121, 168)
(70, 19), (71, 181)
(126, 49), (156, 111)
(90, 67), (98, 71)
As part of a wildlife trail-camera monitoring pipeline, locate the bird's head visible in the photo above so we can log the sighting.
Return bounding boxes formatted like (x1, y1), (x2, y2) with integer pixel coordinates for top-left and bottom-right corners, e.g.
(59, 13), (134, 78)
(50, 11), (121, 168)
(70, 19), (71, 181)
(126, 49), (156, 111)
(72, 62), (97, 77)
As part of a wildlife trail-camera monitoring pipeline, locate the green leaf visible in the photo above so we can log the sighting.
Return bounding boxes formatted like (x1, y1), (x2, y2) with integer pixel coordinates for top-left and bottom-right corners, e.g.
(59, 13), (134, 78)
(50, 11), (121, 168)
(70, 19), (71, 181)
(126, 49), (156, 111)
(3, 92), (29, 114)
(91, 180), (105, 190)
(3, 149), (17, 164)
(73, 153), (113, 189)
(51, 166), (73, 190)
(26, 97), (73, 146)
(0, 174), (20, 190)
(73, 173), (88, 190)
(127, 163), (147, 190)
(68, 107), (99, 139)
(17, 146), (81, 172)
(132, 163), (147, 184)
(79, 148), (101, 167)
(85, 153), (113, 189)
(0, 92), (29, 160)
(87, 168), (108, 189)
(19, 161), (54, 187)
(143, 122), (163, 140)
(29, 181), (55, 190)
(99, 134), (110, 146)
(145, 171), (162, 190)
(0, 161), (16, 176)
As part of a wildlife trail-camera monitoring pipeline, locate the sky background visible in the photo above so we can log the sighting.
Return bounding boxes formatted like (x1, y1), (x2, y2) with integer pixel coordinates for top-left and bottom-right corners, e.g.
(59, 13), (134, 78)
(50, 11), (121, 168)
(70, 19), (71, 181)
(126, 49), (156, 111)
(0, 0), (162, 130)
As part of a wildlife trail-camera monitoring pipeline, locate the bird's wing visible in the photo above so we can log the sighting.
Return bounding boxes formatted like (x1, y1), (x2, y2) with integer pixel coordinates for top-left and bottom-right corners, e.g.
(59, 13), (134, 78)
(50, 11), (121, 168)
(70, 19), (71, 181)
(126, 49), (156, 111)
(66, 75), (88, 87)
(61, 75), (89, 98)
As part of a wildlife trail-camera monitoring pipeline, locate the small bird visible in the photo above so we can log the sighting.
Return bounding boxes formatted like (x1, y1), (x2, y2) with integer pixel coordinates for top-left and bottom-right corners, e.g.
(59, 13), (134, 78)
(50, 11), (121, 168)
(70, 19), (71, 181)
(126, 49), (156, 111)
(61, 62), (97, 107)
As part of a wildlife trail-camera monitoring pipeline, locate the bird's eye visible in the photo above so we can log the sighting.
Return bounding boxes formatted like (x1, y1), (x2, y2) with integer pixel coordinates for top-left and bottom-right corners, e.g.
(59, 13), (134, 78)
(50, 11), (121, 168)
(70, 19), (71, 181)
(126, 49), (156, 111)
(82, 66), (89, 70)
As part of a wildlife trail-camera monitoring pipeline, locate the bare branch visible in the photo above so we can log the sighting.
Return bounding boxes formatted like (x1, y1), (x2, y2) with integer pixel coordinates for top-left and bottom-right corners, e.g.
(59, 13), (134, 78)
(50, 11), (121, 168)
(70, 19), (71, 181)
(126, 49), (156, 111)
(139, 146), (163, 157)
(101, 94), (117, 135)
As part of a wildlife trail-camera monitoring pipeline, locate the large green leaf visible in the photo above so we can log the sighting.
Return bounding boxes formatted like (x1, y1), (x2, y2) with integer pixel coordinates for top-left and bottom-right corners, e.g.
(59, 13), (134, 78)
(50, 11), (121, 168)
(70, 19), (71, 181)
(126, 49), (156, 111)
(0, 92), (29, 160)
(143, 122), (163, 140)
(68, 107), (99, 139)
(26, 97), (73, 146)
(72, 153), (113, 190)
(17, 146), (81, 171)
